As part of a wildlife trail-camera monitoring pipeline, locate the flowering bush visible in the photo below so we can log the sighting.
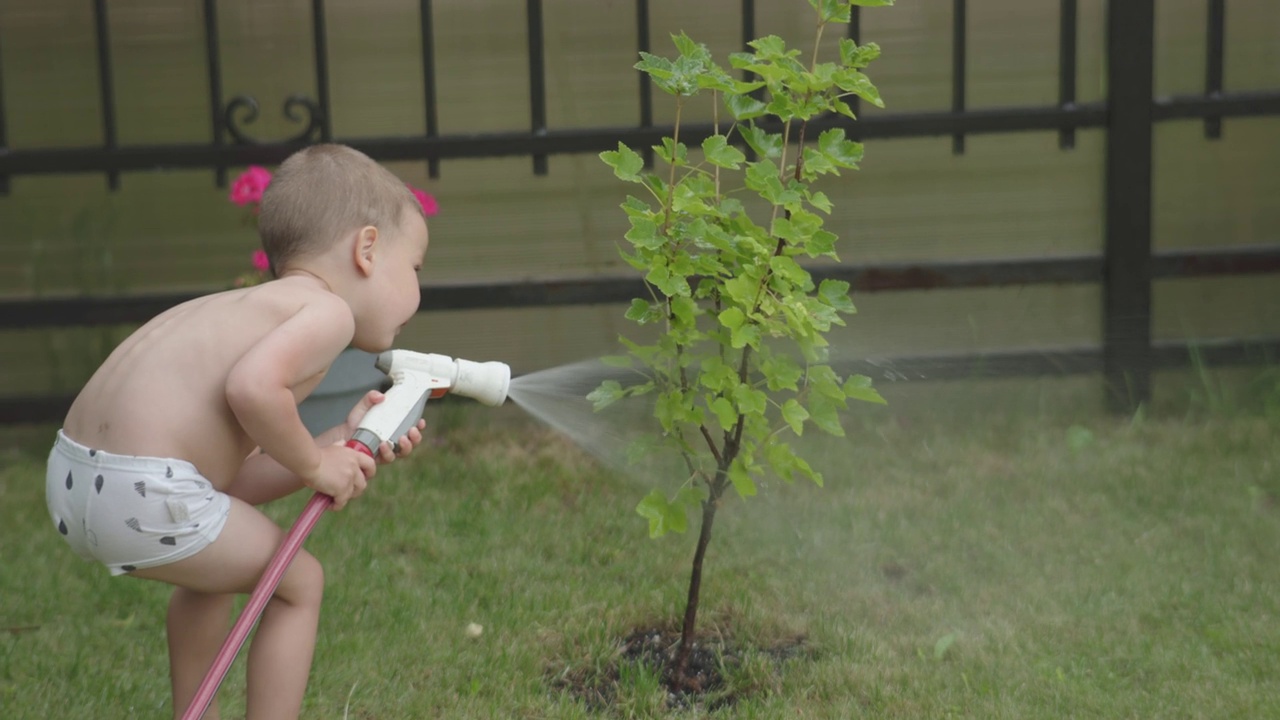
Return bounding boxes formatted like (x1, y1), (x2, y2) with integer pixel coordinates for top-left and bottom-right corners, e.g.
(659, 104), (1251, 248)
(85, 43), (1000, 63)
(229, 164), (439, 287)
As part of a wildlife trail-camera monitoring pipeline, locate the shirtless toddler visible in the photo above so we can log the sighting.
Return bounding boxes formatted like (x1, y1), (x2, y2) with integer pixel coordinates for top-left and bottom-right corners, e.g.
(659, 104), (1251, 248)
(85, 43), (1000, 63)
(45, 143), (431, 720)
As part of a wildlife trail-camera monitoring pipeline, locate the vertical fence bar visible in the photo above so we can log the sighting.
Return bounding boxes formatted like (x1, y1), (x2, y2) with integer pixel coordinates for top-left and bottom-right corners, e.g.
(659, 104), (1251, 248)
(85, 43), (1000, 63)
(1204, 0), (1225, 139)
(419, 0), (440, 178)
(951, 0), (966, 155)
(1103, 0), (1155, 413)
(526, 0), (548, 176)
(1058, 0), (1078, 149)
(92, 0), (120, 190)
(742, 0), (758, 161)
(636, 0), (654, 168)
(847, 6), (861, 120)
(203, 0), (227, 187)
(312, 0), (332, 141)
(0, 28), (9, 195)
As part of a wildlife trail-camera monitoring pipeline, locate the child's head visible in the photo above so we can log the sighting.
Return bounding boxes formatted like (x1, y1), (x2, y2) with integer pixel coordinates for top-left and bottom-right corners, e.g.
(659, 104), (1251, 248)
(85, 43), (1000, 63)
(257, 144), (423, 275)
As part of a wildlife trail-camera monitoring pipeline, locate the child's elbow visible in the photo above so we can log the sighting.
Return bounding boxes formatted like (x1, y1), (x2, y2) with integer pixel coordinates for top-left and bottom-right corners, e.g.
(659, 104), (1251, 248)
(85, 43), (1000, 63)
(224, 367), (272, 421)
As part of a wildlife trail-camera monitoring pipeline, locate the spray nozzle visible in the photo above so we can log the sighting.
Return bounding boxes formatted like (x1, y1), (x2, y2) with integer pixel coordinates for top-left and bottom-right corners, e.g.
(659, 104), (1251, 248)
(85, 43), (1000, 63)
(347, 350), (511, 453)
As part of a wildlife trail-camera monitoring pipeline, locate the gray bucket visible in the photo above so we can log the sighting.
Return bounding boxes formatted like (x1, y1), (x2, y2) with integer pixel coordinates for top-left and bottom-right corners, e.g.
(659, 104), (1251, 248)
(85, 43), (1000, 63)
(298, 349), (388, 436)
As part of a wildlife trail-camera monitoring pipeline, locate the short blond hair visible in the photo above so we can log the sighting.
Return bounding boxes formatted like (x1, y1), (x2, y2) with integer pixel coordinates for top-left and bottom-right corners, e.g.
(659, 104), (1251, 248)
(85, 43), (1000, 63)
(257, 144), (421, 274)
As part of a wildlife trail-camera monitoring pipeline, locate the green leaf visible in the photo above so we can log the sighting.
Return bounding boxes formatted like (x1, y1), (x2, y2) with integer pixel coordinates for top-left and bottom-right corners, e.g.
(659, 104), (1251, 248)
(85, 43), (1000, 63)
(701, 135), (746, 169)
(635, 489), (687, 538)
(800, 147), (837, 177)
(672, 32), (701, 59)
(655, 138), (689, 166)
(748, 35), (789, 59)
(839, 38), (882, 69)
(624, 298), (658, 324)
(808, 395), (846, 437)
(806, 229), (838, 258)
(588, 380), (626, 411)
(807, 190), (833, 214)
(850, 0), (894, 6)
(624, 215), (663, 250)
(600, 143), (645, 181)
(745, 161), (786, 204)
(732, 385), (768, 416)
(670, 296), (698, 327)
(781, 398), (809, 435)
(730, 323), (761, 349)
(1066, 425), (1095, 451)
(739, 126), (783, 158)
(635, 52), (675, 81)
(698, 356), (739, 392)
(723, 275), (757, 305)
(725, 93), (768, 121)
(709, 396), (738, 430)
(818, 278), (856, 313)
(934, 633), (957, 661)
(843, 374), (887, 405)
(769, 255), (812, 287)
(810, 0), (852, 23)
(762, 354), (804, 391)
(818, 128), (864, 168)
(728, 461), (757, 498)
(717, 306), (746, 330)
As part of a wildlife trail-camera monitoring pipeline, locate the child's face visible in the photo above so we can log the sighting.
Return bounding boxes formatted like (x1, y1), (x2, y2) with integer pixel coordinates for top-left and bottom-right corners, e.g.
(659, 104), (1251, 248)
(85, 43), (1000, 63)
(359, 208), (429, 350)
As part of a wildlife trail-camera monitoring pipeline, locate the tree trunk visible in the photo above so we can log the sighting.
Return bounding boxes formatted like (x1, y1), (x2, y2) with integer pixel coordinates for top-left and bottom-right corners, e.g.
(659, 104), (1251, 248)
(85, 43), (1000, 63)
(673, 465), (731, 684)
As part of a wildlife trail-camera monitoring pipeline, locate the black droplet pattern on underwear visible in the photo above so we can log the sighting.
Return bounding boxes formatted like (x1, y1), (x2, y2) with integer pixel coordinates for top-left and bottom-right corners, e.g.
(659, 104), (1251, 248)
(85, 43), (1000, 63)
(65, 471), (73, 490)
(121, 565), (136, 572)
(125, 518), (141, 532)
(166, 466), (173, 478)
(134, 480), (146, 498)
(95, 475), (104, 493)
(58, 519), (68, 535)
(160, 536), (177, 546)
(89, 449), (97, 457)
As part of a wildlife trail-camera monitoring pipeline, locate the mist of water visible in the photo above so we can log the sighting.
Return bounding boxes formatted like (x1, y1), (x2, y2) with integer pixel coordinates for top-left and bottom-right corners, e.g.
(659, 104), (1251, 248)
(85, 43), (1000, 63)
(504, 360), (689, 484)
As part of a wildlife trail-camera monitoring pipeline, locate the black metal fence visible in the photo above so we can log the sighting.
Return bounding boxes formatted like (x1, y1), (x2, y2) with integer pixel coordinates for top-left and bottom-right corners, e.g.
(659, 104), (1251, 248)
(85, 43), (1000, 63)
(2, 0), (1279, 425)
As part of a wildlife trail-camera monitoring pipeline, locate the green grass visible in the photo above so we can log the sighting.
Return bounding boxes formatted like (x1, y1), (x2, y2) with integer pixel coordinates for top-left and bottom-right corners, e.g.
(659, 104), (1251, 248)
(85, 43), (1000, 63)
(3, 377), (1280, 718)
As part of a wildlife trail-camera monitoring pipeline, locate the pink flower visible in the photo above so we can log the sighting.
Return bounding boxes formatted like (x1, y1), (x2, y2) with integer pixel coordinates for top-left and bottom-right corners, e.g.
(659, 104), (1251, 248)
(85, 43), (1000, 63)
(408, 184), (439, 217)
(230, 166), (273, 207)
(251, 249), (270, 272)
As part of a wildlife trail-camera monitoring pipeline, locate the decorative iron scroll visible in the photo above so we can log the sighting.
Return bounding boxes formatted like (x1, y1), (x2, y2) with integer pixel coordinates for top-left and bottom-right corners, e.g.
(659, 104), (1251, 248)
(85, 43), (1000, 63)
(224, 94), (324, 145)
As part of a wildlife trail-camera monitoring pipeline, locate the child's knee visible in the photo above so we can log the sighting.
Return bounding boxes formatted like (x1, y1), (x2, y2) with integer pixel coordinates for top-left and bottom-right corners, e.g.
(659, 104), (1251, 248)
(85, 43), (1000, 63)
(277, 550), (324, 608)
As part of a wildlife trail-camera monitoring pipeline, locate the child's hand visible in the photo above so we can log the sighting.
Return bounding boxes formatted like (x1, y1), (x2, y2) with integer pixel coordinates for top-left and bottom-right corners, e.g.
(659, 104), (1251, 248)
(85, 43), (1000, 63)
(306, 443), (376, 510)
(344, 390), (428, 464)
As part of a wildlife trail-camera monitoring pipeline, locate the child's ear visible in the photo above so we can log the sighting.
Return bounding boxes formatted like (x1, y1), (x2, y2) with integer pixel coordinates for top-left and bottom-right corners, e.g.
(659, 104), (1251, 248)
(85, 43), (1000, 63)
(353, 225), (379, 276)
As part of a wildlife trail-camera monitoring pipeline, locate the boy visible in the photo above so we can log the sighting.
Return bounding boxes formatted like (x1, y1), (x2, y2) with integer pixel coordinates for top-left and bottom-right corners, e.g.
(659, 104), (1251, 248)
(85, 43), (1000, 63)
(45, 144), (431, 719)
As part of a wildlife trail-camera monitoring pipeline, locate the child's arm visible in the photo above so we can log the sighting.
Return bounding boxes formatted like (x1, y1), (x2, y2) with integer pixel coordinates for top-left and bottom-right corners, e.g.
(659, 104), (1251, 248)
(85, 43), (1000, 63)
(229, 390), (427, 506)
(225, 294), (374, 509)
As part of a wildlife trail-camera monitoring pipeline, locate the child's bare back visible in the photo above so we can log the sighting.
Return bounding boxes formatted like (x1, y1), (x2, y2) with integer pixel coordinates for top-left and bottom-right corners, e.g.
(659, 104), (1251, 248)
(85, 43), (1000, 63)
(63, 277), (344, 490)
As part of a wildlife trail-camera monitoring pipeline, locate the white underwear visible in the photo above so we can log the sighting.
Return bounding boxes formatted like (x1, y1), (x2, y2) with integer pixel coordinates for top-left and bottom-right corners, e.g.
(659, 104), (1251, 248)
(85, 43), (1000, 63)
(45, 430), (231, 576)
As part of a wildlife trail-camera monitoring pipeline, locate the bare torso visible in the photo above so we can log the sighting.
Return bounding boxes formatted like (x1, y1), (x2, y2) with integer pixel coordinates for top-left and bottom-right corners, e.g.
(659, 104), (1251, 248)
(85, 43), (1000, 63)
(63, 279), (337, 488)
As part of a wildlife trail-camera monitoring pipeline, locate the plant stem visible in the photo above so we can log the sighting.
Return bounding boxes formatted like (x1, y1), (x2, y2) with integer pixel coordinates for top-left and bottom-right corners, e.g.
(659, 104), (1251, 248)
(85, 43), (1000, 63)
(663, 98), (684, 234)
(674, 456), (731, 683)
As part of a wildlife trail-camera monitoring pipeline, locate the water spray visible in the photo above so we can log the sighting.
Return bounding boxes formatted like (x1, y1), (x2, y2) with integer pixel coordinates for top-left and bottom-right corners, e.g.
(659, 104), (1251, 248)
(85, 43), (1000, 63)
(182, 350), (510, 720)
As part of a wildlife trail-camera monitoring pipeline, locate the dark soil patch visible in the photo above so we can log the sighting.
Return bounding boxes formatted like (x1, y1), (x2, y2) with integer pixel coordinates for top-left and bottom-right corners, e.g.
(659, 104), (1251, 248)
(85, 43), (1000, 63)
(551, 625), (811, 714)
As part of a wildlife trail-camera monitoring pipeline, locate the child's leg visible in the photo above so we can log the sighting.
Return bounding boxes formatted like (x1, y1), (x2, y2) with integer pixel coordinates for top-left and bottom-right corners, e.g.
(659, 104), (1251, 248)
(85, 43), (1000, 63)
(132, 496), (324, 720)
(166, 588), (234, 720)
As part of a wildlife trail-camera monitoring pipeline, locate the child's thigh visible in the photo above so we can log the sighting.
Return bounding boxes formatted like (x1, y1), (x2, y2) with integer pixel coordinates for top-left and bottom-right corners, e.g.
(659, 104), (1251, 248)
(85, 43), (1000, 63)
(130, 497), (320, 598)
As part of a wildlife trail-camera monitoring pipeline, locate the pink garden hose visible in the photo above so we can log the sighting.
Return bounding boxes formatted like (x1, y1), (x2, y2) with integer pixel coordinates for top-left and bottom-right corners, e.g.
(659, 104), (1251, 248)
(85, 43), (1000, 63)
(179, 350), (510, 719)
(179, 441), (370, 720)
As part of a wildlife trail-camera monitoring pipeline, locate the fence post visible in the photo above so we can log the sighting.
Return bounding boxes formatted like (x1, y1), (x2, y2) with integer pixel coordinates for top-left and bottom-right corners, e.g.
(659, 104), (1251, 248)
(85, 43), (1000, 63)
(1103, 0), (1155, 413)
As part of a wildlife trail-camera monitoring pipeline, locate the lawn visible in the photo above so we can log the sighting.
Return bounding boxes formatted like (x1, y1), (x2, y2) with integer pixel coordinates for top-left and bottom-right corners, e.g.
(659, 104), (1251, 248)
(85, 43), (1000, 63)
(2, 375), (1278, 718)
